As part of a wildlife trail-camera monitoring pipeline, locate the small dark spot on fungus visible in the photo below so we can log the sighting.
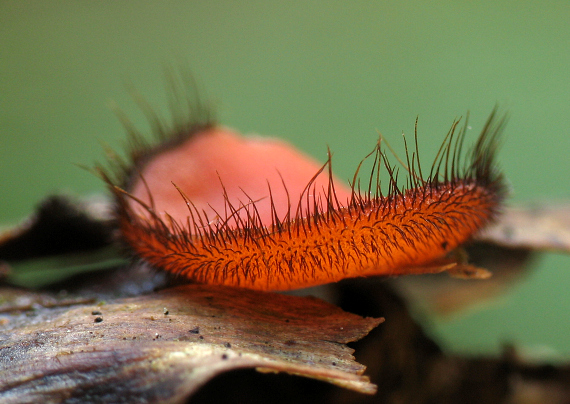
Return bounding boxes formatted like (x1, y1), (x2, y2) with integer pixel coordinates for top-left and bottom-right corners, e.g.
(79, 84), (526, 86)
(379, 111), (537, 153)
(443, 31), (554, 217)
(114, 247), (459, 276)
(285, 340), (296, 346)
(441, 241), (448, 249)
(94, 317), (103, 323)
(189, 327), (200, 334)
(224, 342), (231, 348)
(163, 308), (169, 315)
(199, 336), (204, 340)
(221, 354), (228, 360)
(285, 319), (290, 323)
(91, 310), (102, 315)
(332, 362), (337, 366)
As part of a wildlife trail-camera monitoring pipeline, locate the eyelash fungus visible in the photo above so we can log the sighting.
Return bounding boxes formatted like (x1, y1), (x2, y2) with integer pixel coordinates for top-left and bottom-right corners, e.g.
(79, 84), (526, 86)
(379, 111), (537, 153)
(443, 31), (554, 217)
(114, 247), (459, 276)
(99, 106), (507, 291)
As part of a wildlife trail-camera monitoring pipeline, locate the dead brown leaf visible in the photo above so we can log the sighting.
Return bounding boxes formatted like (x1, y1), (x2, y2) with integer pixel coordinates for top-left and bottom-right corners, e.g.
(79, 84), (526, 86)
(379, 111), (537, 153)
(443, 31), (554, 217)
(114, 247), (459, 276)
(391, 243), (534, 315)
(0, 195), (112, 262)
(0, 284), (382, 403)
(477, 202), (570, 252)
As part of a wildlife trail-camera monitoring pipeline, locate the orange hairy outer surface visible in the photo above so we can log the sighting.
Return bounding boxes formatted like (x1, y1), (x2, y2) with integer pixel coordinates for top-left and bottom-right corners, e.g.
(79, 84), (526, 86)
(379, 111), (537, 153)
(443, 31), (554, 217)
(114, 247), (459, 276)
(119, 183), (499, 290)
(101, 109), (506, 291)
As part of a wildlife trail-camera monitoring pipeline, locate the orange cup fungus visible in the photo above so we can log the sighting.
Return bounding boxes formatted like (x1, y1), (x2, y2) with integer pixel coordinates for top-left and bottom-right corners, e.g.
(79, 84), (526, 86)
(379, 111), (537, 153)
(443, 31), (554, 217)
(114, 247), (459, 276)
(100, 107), (506, 291)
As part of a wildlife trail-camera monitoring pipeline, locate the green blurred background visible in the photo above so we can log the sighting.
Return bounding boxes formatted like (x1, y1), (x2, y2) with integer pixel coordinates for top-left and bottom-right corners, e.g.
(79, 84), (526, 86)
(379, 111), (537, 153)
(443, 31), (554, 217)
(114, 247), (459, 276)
(1, 1), (569, 359)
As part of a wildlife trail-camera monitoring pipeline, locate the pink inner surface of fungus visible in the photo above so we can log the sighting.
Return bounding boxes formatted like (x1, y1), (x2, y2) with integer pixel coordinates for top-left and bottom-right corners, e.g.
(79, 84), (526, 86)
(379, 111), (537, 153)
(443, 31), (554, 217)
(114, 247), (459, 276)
(129, 127), (352, 231)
